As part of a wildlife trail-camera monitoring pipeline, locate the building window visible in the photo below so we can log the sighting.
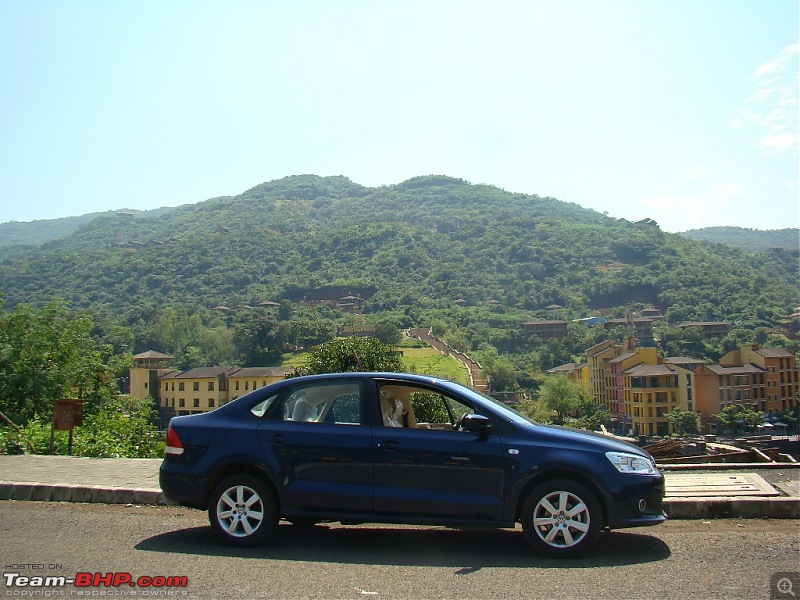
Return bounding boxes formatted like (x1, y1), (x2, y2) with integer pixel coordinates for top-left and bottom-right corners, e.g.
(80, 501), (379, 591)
(235, 381), (240, 391)
(178, 399), (185, 407)
(179, 382), (185, 391)
(193, 398), (200, 408)
(193, 382), (200, 391)
(208, 381), (214, 391)
(245, 381), (250, 391)
(209, 399), (215, 408)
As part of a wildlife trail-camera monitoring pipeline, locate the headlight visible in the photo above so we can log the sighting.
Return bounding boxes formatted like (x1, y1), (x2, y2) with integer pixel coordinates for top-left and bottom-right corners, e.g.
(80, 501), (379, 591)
(605, 451), (656, 475)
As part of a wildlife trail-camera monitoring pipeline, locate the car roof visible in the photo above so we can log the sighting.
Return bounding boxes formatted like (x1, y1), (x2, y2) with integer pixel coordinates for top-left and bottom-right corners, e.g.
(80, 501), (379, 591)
(285, 372), (454, 386)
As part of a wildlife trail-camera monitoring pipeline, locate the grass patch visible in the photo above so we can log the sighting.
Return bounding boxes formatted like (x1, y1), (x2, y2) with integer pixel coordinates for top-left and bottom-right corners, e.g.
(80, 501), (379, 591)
(400, 348), (470, 385)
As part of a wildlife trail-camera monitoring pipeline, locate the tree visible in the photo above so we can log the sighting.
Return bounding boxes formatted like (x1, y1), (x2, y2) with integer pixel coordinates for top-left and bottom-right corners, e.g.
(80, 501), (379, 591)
(486, 358), (519, 392)
(665, 408), (700, 436)
(714, 405), (763, 435)
(573, 400), (612, 431)
(374, 319), (402, 345)
(539, 375), (587, 422)
(0, 301), (117, 423)
(233, 317), (285, 366)
(295, 337), (402, 375)
(153, 307), (203, 355)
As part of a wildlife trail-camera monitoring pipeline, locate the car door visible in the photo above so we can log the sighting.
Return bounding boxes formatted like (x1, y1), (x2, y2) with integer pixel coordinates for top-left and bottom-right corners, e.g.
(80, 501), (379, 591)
(372, 381), (507, 521)
(257, 379), (373, 513)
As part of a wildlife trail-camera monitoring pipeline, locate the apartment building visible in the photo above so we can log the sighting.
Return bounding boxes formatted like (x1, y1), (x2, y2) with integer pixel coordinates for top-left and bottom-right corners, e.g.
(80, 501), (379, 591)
(608, 346), (658, 426)
(551, 342), (797, 436)
(722, 345), (798, 413)
(585, 340), (618, 410)
(546, 362), (590, 395)
(228, 367), (290, 402)
(160, 366), (238, 415)
(623, 364), (680, 437)
(129, 350), (175, 403)
(129, 350), (289, 420)
(522, 319), (568, 339)
(603, 317), (656, 343)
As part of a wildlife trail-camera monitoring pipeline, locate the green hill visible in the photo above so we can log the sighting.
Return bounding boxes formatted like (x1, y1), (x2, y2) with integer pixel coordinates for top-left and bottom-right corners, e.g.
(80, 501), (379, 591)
(0, 174), (797, 382)
(679, 226), (799, 252)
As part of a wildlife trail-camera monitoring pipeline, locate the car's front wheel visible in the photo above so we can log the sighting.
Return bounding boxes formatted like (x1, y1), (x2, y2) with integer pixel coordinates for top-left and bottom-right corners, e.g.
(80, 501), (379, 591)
(521, 478), (602, 558)
(208, 474), (279, 546)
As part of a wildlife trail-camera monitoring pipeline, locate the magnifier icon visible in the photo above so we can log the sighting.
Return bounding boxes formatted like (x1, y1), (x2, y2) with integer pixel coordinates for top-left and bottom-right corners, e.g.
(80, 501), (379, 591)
(778, 578), (796, 596)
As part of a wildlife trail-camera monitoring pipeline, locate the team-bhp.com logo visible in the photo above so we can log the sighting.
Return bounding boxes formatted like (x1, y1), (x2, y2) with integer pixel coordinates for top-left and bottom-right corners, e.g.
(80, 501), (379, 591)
(4, 572), (188, 595)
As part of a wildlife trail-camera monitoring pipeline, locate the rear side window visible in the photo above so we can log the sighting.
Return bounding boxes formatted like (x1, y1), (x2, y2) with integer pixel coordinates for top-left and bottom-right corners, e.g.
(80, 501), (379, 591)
(276, 381), (363, 425)
(250, 394), (278, 417)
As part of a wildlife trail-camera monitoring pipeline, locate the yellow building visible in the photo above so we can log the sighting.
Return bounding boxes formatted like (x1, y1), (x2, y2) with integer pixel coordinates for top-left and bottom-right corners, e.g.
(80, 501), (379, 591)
(546, 362), (589, 395)
(129, 350), (175, 402)
(662, 357), (708, 415)
(228, 367), (289, 402)
(585, 340), (618, 409)
(608, 347), (658, 431)
(160, 367), (239, 416)
(624, 363), (680, 437)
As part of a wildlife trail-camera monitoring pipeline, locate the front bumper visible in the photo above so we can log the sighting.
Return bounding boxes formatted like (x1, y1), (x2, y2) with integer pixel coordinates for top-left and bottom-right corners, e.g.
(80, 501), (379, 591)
(605, 475), (667, 529)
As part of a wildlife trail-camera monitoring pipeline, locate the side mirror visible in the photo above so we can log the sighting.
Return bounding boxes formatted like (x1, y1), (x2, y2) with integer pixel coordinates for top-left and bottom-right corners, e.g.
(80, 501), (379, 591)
(462, 413), (491, 437)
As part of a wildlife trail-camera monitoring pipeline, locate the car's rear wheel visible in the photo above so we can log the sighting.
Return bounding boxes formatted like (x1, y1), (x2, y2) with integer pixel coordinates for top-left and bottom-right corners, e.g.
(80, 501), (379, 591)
(521, 478), (602, 558)
(208, 474), (279, 546)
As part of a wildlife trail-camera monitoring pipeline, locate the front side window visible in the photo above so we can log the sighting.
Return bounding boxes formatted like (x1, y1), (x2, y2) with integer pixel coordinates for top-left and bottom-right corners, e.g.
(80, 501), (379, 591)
(278, 381), (363, 425)
(378, 383), (475, 430)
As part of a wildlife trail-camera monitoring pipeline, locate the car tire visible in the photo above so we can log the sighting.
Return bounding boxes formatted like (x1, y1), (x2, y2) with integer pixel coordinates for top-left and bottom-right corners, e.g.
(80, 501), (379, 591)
(521, 478), (602, 558)
(208, 474), (279, 547)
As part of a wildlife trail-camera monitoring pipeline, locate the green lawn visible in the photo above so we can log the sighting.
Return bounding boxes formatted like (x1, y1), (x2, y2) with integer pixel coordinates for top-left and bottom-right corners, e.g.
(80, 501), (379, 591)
(398, 346), (470, 385)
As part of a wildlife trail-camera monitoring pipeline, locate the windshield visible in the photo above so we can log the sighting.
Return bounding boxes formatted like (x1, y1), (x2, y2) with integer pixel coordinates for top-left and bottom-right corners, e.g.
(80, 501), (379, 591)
(439, 380), (539, 426)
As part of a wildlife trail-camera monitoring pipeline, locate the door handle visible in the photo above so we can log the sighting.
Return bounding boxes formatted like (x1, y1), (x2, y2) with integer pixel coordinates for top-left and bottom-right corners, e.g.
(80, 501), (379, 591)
(379, 440), (400, 451)
(271, 433), (287, 445)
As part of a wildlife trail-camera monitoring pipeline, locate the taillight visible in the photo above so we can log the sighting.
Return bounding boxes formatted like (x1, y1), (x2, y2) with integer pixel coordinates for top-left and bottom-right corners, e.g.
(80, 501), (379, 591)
(165, 426), (184, 455)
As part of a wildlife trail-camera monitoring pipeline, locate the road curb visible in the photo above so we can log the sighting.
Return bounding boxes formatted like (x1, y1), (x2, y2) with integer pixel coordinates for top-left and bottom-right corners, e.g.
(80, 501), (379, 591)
(0, 482), (173, 505)
(664, 496), (800, 519)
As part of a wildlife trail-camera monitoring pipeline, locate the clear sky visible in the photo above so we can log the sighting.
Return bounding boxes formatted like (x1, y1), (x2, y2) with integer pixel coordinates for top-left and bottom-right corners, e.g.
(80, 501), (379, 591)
(1, 1), (797, 233)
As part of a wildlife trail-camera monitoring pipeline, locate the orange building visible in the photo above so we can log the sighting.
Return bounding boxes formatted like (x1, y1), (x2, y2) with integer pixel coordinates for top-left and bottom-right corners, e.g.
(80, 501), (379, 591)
(719, 345), (798, 413)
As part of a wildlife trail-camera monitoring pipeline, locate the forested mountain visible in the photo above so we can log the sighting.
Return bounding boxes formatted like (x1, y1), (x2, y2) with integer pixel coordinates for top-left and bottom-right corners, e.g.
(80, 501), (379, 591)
(679, 226), (799, 252)
(0, 213), (107, 248)
(0, 174), (797, 384)
(0, 207), (177, 250)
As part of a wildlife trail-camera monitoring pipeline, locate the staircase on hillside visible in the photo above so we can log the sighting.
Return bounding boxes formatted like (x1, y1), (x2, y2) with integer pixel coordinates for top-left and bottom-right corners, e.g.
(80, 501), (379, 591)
(407, 327), (489, 392)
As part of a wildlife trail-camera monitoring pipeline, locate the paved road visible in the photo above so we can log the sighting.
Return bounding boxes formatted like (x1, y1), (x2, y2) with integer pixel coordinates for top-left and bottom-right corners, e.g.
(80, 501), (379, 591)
(1, 501), (797, 600)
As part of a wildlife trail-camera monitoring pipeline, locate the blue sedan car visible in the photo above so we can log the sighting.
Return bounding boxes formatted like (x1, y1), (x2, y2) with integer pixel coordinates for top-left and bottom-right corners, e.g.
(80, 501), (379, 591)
(159, 372), (665, 557)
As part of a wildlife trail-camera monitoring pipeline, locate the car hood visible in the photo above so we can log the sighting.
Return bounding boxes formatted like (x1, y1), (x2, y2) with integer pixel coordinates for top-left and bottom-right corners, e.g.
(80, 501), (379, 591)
(520, 421), (653, 458)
